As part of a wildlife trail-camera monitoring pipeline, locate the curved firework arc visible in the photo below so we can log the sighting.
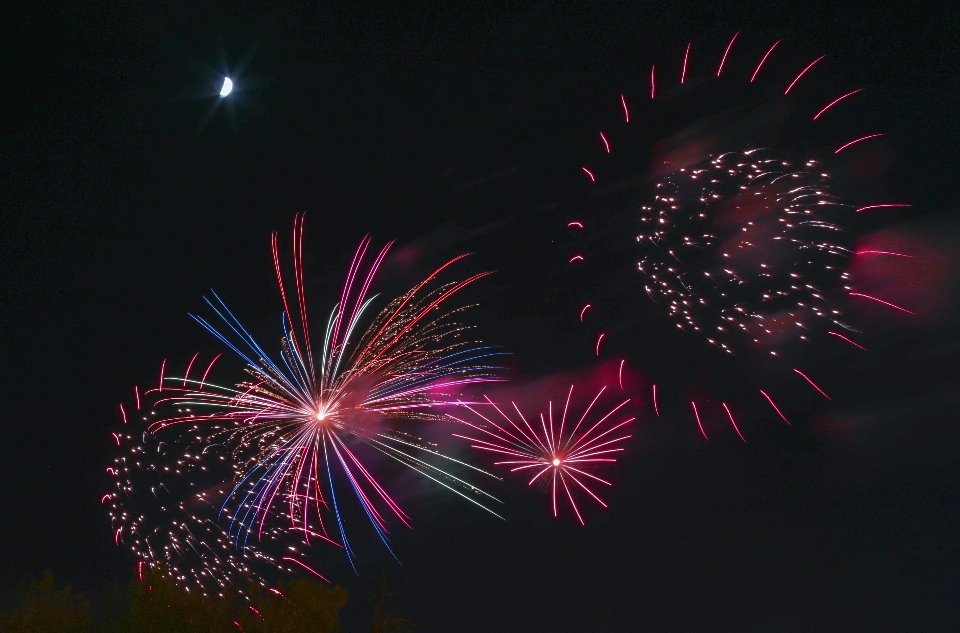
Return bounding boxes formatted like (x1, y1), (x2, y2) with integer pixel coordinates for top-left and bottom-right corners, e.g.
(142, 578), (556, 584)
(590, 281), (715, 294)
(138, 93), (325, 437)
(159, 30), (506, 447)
(563, 34), (913, 438)
(109, 217), (508, 588)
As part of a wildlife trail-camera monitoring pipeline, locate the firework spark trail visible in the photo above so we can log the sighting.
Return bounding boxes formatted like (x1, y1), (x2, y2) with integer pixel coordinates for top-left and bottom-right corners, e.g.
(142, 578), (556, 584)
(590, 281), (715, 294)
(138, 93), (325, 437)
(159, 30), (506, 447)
(717, 32), (739, 77)
(793, 368), (831, 400)
(813, 89), (863, 120)
(835, 134), (883, 154)
(110, 216), (507, 588)
(691, 401), (709, 441)
(849, 292), (914, 314)
(722, 403), (746, 442)
(855, 204), (912, 213)
(856, 250), (912, 257)
(759, 390), (791, 425)
(784, 55), (825, 94)
(751, 40), (781, 82)
(452, 386), (633, 524)
(828, 331), (867, 350)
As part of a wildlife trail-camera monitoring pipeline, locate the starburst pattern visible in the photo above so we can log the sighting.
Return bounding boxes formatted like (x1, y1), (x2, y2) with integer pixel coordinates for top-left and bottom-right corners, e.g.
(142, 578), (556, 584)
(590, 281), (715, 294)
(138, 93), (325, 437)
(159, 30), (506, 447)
(451, 386), (633, 524)
(109, 216), (507, 590)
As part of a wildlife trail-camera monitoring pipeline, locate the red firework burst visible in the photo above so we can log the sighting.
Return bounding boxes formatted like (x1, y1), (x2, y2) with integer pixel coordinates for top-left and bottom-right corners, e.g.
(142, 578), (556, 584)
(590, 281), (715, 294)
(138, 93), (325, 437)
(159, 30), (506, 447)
(450, 386), (633, 524)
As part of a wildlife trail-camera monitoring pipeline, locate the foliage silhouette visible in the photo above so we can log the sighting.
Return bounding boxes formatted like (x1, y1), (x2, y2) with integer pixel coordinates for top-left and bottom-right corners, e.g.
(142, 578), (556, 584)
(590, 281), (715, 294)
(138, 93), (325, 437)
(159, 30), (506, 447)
(0, 571), (92, 633)
(0, 568), (352, 633)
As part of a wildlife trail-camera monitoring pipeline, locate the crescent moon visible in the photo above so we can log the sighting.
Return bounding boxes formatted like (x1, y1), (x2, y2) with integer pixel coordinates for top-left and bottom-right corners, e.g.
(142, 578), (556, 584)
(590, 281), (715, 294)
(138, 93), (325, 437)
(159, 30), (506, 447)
(219, 77), (233, 97)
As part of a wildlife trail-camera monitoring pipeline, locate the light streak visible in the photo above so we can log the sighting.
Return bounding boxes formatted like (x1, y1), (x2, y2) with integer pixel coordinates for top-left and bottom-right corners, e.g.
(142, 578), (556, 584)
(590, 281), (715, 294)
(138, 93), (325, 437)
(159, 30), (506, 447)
(854, 203), (911, 213)
(828, 331), (866, 350)
(784, 55), (825, 94)
(618, 360), (625, 390)
(762, 386), (790, 426)
(282, 557), (330, 582)
(855, 250), (912, 257)
(681, 42), (691, 84)
(849, 292), (914, 314)
(722, 403), (746, 442)
(182, 352), (199, 386)
(580, 304), (592, 321)
(621, 94), (630, 123)
(650, 65), (656, 99)
(567, 221), (584, 228)
(595, 333), (605, 356)
(600, 132), (611, 153)
(717, 32), (739, 77)
(813, 89), (863, 120)
(751, 40), (781, 82)
(793, 368), (831, 400)
(834, 134), (883, 154)
(691, 401), (709, 440)
(198, 354), (220, 388)
(569, 255), (585, 263)
(652, 385), (659, 417)
(581, 167), (596, 182)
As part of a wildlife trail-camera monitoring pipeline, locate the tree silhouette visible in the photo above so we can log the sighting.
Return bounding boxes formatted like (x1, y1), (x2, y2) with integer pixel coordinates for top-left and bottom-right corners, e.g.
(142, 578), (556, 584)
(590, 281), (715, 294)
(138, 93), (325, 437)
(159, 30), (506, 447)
(0, 571), (92, 633)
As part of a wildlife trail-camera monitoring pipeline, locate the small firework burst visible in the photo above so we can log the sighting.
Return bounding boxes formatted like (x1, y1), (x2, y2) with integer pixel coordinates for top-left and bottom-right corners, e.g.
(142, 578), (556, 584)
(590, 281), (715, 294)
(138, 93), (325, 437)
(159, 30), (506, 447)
(451, 385), (633, 524)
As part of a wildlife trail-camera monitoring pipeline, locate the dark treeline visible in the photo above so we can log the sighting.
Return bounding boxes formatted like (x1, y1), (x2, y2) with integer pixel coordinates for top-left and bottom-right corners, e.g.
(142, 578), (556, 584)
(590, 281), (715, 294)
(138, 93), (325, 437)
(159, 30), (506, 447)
(0, 568), (418, 633)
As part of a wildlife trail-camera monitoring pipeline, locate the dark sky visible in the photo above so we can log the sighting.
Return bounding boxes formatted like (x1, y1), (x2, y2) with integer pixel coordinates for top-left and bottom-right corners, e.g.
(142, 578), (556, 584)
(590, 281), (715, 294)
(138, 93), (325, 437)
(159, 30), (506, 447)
(2, 2), (959, 631)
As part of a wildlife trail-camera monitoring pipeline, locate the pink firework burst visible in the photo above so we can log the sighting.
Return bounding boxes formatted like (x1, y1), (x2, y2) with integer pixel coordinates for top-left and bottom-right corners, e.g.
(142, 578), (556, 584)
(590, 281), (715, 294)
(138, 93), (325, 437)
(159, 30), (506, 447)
(563, 32), (914, 429)
(451, 386), (633, 524)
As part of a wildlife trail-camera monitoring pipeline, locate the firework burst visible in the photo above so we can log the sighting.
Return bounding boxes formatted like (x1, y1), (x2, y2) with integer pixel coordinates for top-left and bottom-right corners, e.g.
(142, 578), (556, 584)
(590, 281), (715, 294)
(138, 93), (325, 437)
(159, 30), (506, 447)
(109, 216), (507, 588)
(637, 149), (856, 355)
(106, 401), (285, 597)
(562, 34), (913, 434)
(450, 386), (633, 524)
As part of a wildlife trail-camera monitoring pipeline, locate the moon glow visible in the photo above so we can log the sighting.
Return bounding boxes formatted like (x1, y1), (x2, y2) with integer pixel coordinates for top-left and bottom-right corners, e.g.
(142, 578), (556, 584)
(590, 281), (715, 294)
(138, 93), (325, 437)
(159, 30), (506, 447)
(219, 77), (233, 97)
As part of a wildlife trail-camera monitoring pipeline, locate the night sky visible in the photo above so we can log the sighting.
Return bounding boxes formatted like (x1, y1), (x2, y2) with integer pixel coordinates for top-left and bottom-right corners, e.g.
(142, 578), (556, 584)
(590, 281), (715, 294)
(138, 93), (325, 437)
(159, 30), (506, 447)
(3, 2), (959, 631)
